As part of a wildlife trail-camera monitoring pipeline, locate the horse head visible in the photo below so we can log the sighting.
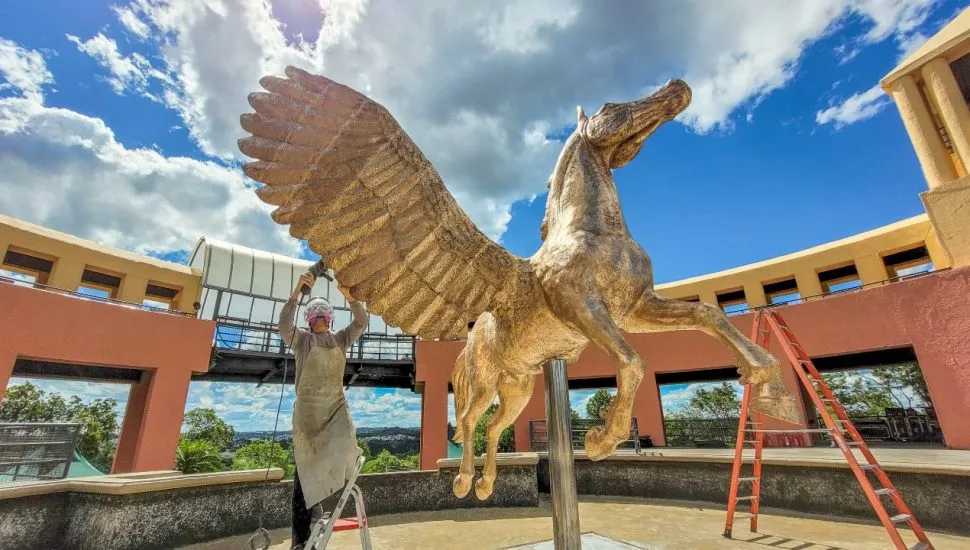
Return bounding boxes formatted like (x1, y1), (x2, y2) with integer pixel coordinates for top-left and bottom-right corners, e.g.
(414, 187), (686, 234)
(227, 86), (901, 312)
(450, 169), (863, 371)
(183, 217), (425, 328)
(581, 79), (691, 169)
(540, 79), (691, 241)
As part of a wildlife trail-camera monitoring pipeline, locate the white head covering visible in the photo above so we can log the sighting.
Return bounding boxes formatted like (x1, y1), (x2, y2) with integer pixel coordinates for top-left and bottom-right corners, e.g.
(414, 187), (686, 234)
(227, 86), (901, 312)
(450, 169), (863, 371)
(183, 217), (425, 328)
(305, 297), (334, 327)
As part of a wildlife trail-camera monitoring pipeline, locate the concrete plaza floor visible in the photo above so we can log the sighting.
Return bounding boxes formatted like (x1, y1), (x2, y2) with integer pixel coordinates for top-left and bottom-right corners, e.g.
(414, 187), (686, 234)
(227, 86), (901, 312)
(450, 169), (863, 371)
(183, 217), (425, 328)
(185, 495), (970, 549)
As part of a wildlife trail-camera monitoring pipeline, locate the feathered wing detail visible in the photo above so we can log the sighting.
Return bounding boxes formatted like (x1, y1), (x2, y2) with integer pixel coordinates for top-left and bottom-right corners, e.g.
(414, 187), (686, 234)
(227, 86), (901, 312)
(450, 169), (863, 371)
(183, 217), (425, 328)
(239, 66), (534, 339)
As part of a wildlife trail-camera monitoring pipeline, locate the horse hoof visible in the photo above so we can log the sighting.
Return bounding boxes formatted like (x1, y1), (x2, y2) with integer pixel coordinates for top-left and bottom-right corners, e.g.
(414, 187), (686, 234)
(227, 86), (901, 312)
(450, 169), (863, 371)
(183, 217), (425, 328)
(584, 426), (619, 461)
(475, 476), (494, 500)
(453, 473), (472, 498)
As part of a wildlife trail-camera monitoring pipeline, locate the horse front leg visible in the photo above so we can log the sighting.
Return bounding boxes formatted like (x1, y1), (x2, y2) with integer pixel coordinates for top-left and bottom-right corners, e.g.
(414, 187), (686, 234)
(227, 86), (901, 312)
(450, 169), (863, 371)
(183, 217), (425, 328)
(622, 291), (801, 424)
(553, 297), (644, 460)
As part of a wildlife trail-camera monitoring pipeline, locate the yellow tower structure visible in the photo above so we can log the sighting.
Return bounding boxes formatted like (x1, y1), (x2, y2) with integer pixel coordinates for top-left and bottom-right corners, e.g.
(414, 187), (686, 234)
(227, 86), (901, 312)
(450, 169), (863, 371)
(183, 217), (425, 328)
(882, 6), (970, 268)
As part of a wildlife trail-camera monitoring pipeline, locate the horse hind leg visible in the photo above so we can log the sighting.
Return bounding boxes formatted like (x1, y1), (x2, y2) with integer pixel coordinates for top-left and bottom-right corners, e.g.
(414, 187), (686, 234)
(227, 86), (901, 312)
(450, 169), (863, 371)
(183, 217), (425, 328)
(475, 372), (535, 501)
(622, 291), (801, 424)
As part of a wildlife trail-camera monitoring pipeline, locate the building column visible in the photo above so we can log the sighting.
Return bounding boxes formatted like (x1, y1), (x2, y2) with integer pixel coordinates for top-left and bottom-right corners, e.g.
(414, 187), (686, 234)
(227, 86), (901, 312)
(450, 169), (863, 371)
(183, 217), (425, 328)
(111, 368), (193, 473)
(112, 373), (150, 473)
(889, 74), (957, 188)
(855, 254), (890, 285)
(419, 378), (449, 470)
(514, 372), (546, 453)
(921, 57), (970, 170)
(0, 350), (17, 404)
(794, 270), (824, 301)
(117, 274), (148, 306)
(47, 259), (84, 292)
(632, 373), (665, 446)
(924, 228), (952, 269)
(743, 282), (768, 309)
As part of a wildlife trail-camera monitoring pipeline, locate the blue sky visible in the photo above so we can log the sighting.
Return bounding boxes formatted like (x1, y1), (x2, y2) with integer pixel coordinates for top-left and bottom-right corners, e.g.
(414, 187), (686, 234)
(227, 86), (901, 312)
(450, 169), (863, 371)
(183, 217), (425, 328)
(1, 1), (963, 433)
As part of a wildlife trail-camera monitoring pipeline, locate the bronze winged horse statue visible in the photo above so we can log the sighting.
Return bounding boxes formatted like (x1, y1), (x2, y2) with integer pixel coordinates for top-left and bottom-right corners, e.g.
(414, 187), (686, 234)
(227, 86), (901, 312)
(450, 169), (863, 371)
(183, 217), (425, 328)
(238, 66), (800, 501)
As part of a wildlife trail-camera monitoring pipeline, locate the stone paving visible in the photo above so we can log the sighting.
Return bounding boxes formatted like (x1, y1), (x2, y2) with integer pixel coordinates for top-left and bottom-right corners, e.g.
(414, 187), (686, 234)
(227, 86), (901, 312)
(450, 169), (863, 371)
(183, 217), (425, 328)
(184, 495), (970, 549)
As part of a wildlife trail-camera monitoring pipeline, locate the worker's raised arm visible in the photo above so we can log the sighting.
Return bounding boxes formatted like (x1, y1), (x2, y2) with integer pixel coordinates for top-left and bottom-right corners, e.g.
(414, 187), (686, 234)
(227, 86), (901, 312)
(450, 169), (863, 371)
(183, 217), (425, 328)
(334, 285), (368, 350)
(279, 272), (314, 348)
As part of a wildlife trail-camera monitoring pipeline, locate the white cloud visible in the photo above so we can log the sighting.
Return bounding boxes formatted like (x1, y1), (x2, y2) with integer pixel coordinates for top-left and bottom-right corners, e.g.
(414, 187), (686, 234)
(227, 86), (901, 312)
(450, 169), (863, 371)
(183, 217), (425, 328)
(50, 0), (942, 244)
(9, 377), (130, 419)
(0, 95), (300, 256)
(0, 38), (53, 103)
(112, 4), (152, 39)
(660, 381), (742, 413)
(66, 33), (165, 100)
(816, 85), (892, 129)
(183, 382), (422, 431)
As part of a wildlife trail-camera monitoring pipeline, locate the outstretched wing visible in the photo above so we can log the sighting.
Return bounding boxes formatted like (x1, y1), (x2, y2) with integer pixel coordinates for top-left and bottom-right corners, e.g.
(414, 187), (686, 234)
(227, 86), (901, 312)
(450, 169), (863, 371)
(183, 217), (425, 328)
(238, 66), (534, 339)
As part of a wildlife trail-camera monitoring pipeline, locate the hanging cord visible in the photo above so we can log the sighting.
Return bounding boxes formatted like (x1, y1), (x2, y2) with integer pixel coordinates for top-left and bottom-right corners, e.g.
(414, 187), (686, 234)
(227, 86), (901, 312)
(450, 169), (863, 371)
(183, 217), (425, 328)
(243, 295), (302, 549)
(242, 355), (289, 550)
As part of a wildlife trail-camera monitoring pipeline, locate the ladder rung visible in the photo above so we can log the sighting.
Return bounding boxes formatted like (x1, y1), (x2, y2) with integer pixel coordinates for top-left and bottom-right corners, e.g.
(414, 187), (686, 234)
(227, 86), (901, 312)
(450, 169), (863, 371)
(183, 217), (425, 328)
(738, 477), (758, 482)
(874, 488), (895, 496)
(747, 428), (832, 433)
(848, 440), (864, 447)
(735, 495), (758, 501)
(744, 440), (760, 444)
(860, 464), (880, 471)
(731, 513), (755, 522)
(891, 513), (913, 524)
(741, 457), (759, 463)
(910, 542), (931, 550)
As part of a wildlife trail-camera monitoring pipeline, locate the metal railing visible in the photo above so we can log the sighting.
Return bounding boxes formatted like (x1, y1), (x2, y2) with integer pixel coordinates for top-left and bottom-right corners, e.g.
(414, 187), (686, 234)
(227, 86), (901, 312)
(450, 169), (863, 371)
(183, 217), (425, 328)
(720, 268), (945, 317)
(212, 318), (416, 361)
(0, 274), (191, 317)
(529, 418), (643, 454)
(0, 422), (81, 483)
(663, 414), (945, 448)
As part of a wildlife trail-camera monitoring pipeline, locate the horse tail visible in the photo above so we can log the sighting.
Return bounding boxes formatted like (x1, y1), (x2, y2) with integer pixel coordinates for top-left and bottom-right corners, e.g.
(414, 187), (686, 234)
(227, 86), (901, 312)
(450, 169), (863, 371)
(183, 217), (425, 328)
(451, 351), (469, 443)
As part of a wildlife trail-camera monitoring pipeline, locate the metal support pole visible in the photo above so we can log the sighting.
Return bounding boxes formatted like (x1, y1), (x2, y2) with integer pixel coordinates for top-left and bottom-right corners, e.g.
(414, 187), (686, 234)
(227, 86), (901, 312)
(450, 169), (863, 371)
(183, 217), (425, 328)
(543, 358), (581, 549)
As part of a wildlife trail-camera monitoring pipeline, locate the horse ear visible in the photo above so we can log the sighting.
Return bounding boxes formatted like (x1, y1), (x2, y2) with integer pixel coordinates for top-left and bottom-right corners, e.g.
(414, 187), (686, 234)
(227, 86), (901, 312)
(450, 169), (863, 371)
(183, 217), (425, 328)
(576, 106), (587, 125)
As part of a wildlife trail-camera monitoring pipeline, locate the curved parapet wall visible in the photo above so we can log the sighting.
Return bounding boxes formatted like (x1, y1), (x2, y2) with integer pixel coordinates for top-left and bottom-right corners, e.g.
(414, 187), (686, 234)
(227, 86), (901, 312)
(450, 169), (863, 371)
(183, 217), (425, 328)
(654, 214), (949, 312)
(0, 214), (202, 314)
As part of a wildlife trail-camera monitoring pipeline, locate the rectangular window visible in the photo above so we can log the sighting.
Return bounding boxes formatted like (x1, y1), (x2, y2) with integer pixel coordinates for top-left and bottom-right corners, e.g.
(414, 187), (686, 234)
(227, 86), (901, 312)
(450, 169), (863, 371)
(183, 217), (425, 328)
(0, 268), (36, 286)
(716, 288), (748, 316)
(81, 267), (122, 298)
(145, 282), (180, 309)
(2, 248), (54, 284)
(817, 263), (861, 294)
(882, 245), (933, 279)
(762, 278), (801, 305)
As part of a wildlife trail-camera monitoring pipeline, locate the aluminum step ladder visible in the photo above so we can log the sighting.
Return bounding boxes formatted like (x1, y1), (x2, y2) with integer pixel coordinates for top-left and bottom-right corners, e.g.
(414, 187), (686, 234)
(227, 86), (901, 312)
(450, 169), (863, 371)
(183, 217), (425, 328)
(723, 309), (934, 550)
(308, 454), (372, 550)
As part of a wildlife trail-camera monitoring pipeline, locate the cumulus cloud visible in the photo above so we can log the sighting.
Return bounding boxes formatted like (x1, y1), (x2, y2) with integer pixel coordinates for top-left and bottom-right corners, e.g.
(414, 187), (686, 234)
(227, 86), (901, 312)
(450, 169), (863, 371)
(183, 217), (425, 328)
(66, 33), (169, 101)
(0, 96), (300, 256)
(0, 38), (53, 103)
(185, 382), (422, 431)
(56, 0), (942, 244)
(816, 85), (892, 129)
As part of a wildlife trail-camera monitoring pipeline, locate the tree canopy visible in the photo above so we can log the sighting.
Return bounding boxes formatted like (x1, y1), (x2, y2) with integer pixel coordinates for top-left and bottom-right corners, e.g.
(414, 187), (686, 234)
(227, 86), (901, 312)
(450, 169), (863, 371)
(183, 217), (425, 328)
(585, 389), (615, 420)
(0, 382), (119, 473)
(176, 438), (224, 474)
(473, 402), (516, 456)
(231, 439), (294, 477)
(182, 407), (235, 451)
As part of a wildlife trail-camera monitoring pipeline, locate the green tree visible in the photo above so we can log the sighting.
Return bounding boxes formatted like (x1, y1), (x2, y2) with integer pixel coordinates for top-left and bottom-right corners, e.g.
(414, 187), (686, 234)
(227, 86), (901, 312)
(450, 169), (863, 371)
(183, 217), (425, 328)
(473, 403), (516, 456)
(570, 408), (581, 422)
(586, 389), (615, 420)
(0, 382), (119, 473)
(182, 408), (235, 451)
(678, 382), (741, 419)
(175, 438), (224, 474)
(357, 437), (371, 460)
(361, 449), (419, 473)
(231, 439), (294, 477)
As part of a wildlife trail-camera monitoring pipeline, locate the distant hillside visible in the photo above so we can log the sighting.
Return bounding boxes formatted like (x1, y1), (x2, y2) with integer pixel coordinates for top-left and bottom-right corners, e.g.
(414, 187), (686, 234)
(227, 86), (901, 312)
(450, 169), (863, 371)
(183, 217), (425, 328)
(233, 427), (420, 456)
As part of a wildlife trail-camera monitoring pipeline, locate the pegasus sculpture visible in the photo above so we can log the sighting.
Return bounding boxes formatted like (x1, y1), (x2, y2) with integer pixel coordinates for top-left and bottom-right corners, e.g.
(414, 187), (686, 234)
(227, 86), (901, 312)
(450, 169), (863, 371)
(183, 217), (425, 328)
(238, 66), (800, 501)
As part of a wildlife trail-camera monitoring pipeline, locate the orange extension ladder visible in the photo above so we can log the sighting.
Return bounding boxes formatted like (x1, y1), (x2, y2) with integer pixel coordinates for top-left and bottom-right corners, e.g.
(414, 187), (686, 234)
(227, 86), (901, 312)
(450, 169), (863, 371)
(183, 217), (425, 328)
(723, 309), (934, 550)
